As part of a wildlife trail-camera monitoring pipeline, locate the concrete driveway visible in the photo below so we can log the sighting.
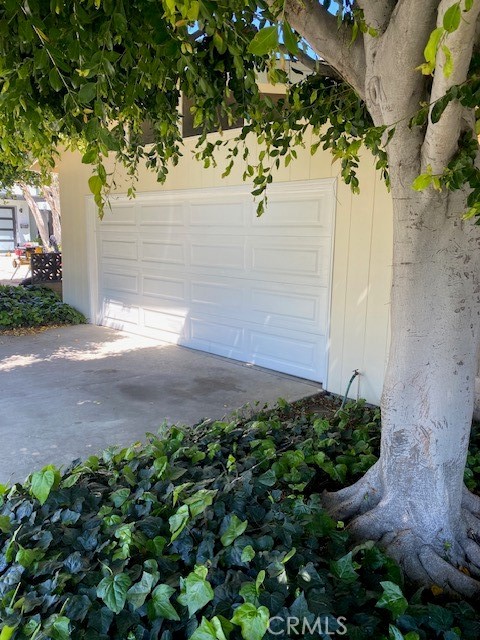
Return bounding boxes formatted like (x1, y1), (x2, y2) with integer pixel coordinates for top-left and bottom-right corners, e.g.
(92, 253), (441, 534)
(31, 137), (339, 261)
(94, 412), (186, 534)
(0, 324), (321, 485)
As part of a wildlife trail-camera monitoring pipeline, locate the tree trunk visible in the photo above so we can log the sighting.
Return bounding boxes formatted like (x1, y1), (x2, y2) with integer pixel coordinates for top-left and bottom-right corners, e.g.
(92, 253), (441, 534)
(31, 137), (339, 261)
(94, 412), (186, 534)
(18, 182), (50, 248)
(41, 173), (62, 245)
(324, 175), (480, 597)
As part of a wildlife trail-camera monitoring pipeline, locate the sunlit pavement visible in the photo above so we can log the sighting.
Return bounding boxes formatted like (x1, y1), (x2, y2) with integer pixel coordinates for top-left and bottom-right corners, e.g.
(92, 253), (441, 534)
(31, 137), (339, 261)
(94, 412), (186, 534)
(0, 254), (30, 285)
(0, 324), (322, 485)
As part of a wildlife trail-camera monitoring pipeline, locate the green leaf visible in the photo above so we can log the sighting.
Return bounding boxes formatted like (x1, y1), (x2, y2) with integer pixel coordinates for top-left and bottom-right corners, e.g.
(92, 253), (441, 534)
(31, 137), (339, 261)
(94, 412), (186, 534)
(77, 82), (97, 103)
(82, 148), (98, 164)
(110, 487), (130, 507)
(213, 31), (227, 55)
(248, 26), (279, 56)
(127, 571), (156, 609)
(412, 173), (433, 191)
(221, 514), (248, 546)
(283, 21), (299, 56)
(241, 545), (256, 562)
(443, 3), (461, 32)
(231, 603), (270, 640)
(88, 174), (103, 197)
(184, 489), (217, 518)
(177, 565), (214, 616)
(51, 616), (71, 640)
(0, 626), (15, 640)
(149, 583), (180, 621)
(169, 503), (190, 541)
(419, 27), (444, 75)
(376, 581), (408, 619)
(0, 515), (12, 533)
(15, 546), (45, 568)
(30, 465), (59, 505)
(49, 67), (63, 91)
(96, 573), (132, 614)
(441, 44), (453, 77)
(330, 552), (359, 584)
(190, 616), (232, 640)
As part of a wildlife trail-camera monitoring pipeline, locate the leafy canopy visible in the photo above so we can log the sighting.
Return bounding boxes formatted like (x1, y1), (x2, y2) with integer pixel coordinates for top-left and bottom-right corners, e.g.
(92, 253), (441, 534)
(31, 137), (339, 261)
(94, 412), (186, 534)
(0, 1), (478, 215)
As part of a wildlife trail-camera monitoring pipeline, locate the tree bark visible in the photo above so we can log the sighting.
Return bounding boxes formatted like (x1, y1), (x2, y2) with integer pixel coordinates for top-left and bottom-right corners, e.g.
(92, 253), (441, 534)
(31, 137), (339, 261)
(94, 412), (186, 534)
(324, 172), (480, 596)
(18, 182), (50, 248)
(41, 173), (62, 245)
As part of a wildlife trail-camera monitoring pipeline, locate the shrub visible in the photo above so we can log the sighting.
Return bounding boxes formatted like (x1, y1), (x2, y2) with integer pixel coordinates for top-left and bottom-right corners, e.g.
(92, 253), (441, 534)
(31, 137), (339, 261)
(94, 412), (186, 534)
(0, 285), (86, 329)
(0, 401), (479, 639)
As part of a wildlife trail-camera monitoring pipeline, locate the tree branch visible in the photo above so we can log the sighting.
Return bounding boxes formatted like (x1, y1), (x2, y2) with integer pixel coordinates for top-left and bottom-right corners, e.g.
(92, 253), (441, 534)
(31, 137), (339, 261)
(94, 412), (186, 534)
(282, 0), (366, 99)
(422, 0), (480, 173)
(278, 44), (342, 79)
(356, 0), (397, 34)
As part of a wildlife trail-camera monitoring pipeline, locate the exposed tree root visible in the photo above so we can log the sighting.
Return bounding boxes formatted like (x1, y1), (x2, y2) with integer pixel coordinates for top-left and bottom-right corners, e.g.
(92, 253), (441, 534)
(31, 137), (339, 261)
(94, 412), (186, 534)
(323, 479), (480, 598)
(321, 461), (382, 520)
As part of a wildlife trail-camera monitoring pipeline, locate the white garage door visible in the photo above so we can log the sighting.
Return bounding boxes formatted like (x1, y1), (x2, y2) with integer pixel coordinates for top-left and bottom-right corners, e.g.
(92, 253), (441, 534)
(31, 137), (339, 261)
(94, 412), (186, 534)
(92, 180), (335, 382)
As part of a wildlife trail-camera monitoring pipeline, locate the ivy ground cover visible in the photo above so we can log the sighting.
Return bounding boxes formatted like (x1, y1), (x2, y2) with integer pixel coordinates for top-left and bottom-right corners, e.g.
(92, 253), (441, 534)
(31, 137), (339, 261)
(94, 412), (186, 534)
(0, 399), (479, 640)
(0, 285), (86, 330)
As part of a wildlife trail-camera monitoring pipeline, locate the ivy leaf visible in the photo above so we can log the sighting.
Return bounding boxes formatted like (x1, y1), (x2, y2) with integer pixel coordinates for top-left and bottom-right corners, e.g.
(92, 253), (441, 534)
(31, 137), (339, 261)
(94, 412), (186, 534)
(184, 489), (217, 518)
(169, 504), (190, 541)
(330, 552), (360, 583)
(241, 545), (256, 562)
(0, 515), (12, 533)
(51, 616), (71, 640)
(127, 571), (156, 609)
(30, 465), (59, 505)
(248, 26), (279, 56)
(376, 581), (408, 619)
(190, 616), (231, 640)
(0, 627), (15, 640)
(96, 573), (132, 614)
(177, 565), (214, 616)
(221, 514), (248, 546)
(231, 603), (270, 640)
(15, 546), (45, 568)
(149, 583), (180, 621)
(443, 3), (461, 32)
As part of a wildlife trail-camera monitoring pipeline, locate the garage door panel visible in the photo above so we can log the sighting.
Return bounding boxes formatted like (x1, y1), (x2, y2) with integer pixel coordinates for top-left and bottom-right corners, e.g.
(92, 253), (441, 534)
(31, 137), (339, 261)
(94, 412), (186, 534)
(144, 307), (188, 337)
(101, 205), (136, 226)
(250, 286), (328, 333)
(190, 239), (245, 271)
(191, 279), (243, 313)
(102, 269), (139, 294)
(252, 197), (331, 232)
(250, 239), (331, 286)
(188, 200), (245, 228)
(142, 274), (186, 301)
(102, 299), (140, 326)
(139, 203), (185, 226)
(140, 239), (186, 265)
(247, 328), (326, 380)
(101, 237), (138, 261)
(189, 316), (244, 355)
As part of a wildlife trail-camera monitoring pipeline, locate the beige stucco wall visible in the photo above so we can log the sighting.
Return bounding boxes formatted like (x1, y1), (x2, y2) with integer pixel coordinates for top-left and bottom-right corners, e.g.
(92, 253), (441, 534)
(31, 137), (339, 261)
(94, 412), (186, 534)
(57, 130), (393, 405)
